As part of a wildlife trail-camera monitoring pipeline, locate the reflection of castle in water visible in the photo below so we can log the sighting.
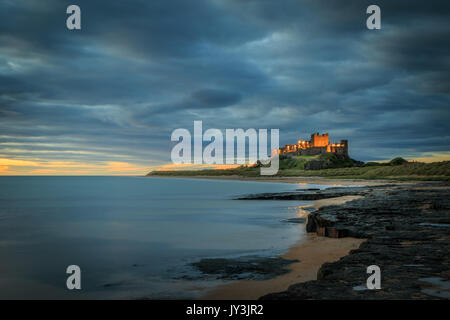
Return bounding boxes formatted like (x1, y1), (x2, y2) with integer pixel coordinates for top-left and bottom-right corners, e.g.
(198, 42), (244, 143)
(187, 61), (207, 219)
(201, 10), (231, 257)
(279, 133), (348, 156)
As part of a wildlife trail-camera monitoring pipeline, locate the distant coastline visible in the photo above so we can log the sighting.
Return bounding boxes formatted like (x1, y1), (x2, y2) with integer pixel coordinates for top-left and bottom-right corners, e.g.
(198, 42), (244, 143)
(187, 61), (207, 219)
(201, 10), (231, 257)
(148, 157), (450, 183)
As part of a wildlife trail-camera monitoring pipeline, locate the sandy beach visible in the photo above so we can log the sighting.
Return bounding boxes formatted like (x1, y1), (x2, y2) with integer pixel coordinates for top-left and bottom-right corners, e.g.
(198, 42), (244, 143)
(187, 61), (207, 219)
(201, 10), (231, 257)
(148, 175), (411, 186)
(201, 195), (366, 300)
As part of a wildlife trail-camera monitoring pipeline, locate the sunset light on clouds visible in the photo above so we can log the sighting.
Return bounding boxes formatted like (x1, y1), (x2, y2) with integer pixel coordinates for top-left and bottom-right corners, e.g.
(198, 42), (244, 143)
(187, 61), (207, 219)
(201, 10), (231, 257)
(0, 158), (149, 175)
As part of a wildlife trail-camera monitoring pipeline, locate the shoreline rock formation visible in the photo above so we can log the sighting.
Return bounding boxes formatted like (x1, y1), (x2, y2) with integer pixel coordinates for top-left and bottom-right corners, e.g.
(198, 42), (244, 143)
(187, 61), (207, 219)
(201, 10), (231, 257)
(259, 182), (450, 299)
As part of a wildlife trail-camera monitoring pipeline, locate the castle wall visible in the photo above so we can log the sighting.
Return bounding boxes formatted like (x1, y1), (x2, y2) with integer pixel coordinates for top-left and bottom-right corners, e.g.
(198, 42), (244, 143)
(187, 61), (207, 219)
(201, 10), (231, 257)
(297, 140), (311, 150)
(329, 147), (346, 155)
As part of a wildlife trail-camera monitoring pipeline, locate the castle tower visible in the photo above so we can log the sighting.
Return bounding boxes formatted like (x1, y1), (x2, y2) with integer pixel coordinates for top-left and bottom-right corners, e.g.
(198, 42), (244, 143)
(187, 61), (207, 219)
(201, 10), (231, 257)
(340, 140), (348, 156)
(311, 133), (329, 147)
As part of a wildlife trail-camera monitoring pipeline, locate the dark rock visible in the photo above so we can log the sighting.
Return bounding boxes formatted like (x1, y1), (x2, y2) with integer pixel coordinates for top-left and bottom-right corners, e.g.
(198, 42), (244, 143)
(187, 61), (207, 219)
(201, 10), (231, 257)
(304, 160), (324, 170)
(282, 217), (307, 224)
(260, 182), (450, 300)
(190, 256), (298, 280)
(326, 227), (349, 238)
(236, 186), (371, 201)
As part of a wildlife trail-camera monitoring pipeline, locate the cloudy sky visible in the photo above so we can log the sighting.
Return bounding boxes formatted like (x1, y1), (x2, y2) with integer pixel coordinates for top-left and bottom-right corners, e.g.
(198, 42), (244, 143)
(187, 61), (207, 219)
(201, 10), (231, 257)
(1, 0), (449, 175)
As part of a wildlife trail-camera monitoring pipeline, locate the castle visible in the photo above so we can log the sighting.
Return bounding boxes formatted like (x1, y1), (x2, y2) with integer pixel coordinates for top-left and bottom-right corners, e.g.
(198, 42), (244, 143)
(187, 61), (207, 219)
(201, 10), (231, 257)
(278, 133), (348, 156)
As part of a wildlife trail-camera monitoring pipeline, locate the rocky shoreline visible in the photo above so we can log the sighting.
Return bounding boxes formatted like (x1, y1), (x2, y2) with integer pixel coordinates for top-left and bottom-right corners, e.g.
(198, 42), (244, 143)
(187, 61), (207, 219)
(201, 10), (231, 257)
(189, 256), (298, 281)
(235, 185), (372, 201)
(257, 182), (450, 299)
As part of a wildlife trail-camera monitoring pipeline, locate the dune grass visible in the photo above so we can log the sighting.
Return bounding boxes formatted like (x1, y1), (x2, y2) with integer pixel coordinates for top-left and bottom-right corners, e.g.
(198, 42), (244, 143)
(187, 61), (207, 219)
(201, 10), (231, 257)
(148, 159), (450, 182)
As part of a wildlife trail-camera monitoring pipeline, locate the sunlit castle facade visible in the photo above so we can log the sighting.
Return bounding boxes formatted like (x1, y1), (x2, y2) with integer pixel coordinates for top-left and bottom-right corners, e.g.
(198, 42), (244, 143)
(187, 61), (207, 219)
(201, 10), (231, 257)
(278, 133), (348, 156)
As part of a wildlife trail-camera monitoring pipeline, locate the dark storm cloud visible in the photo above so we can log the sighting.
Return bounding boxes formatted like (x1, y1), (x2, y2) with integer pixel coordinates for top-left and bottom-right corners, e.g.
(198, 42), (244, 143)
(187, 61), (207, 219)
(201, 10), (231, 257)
(0, 0), (449, 167)
(146, 89), (242, 116)
(191, 89), (242, 108)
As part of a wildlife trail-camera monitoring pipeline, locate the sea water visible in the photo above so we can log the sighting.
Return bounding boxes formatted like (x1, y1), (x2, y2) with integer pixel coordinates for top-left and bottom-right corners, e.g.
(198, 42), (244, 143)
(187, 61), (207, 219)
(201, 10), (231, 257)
(0, 176), (327, 299)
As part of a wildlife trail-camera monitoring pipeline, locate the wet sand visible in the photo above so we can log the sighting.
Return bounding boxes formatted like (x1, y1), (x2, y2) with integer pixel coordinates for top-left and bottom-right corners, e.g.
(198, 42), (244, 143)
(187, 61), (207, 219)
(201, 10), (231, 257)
(201, 196), (365, 300)
(148, 175), (409, 186)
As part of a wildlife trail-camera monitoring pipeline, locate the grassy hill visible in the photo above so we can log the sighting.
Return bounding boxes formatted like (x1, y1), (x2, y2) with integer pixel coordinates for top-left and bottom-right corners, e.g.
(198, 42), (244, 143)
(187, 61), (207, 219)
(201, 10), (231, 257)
(148, 156), (450, 182)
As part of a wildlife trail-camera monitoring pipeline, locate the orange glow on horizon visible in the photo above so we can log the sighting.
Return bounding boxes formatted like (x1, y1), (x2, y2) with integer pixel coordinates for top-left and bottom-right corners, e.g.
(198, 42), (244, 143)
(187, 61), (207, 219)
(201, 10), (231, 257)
(0, 157), (241, 176)
(154, 163), (240, 171)
(0, 157), (150, 176)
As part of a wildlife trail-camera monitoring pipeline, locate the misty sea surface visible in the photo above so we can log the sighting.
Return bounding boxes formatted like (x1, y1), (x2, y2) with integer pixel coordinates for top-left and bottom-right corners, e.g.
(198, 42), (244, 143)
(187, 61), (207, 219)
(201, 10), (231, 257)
(0, 176), (329, 299)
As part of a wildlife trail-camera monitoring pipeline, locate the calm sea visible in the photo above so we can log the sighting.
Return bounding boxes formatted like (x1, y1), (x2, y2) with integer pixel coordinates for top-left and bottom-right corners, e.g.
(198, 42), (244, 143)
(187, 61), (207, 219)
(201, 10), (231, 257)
(0, 176), (327, 299)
